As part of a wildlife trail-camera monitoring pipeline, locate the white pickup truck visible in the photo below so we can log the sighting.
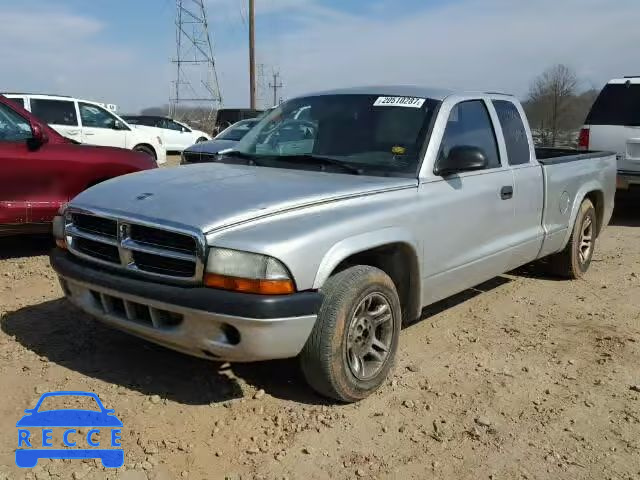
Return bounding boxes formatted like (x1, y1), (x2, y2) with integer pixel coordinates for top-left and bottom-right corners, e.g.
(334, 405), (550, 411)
(51, 86), (616, 401)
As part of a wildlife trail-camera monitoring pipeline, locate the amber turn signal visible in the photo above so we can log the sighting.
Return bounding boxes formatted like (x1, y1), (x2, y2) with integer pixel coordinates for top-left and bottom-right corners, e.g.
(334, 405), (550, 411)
(204, 273), (295, 295)
(55, 238), (67, 250)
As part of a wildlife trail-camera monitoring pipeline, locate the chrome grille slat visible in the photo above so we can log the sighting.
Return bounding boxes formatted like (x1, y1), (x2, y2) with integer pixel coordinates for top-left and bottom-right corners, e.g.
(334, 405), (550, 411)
(121, 238), (196, 262)
(65, 210), (205, 284)
(67, 225), (118, 246)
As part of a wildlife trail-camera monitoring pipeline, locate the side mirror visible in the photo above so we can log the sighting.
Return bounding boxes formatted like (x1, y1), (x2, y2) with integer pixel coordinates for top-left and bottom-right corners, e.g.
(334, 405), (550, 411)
(28, 122), (49, 149)
(112, 120), (125, 130)
(435, 145), (488, 176)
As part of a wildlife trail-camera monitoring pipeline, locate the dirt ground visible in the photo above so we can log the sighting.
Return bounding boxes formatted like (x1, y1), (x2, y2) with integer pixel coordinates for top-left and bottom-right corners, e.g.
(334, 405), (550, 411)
(1, 159), (639, 479)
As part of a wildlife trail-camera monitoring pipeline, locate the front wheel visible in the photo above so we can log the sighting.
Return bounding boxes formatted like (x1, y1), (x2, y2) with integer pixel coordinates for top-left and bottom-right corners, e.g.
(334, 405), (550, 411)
(548, 198), (596, 279)
(300, 265), (401, 402)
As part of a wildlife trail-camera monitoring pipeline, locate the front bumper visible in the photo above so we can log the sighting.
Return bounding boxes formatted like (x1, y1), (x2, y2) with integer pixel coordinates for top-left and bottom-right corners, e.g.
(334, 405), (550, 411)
(50, 249), (321, 362)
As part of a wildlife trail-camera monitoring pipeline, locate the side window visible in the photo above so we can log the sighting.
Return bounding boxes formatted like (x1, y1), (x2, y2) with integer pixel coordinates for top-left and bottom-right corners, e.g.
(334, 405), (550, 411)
(0, 103), (32, 142)
(166, 120), (184, 131)
(438, 100), (501, 169)
(31, 99), (78, 126)
(79, 103), (117, 129)
(493, 100), (531, 165)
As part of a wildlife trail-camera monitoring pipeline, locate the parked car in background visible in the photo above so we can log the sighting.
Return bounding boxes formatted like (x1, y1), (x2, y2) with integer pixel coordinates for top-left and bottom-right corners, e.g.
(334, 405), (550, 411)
(0, 94), (156, 236)
(3, 94), (166, 165)
(122, 115), (211, 153)
(181, 119), (259, 164)
(579, 77), (640, 191)
(51, 86), (615, 402)
(213, 108), (263, 135)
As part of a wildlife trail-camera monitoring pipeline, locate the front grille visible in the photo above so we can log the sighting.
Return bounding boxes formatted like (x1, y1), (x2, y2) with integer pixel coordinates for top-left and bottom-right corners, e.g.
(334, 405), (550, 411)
(132, 251), (196, 277)
(130, 224), (196, 254)
(74, 237), (120, 263)
(89, 289), (183, 329)
(66, 210), (203, 283)
(182, 152), (217, 164)
(73, 214), (117, 238)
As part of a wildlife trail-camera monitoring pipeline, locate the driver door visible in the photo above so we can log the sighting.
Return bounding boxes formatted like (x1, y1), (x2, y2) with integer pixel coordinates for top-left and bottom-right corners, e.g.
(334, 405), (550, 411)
(0, 102), (68, 229)
(78, 102), (128, 148)
(162, 119), (191, 151)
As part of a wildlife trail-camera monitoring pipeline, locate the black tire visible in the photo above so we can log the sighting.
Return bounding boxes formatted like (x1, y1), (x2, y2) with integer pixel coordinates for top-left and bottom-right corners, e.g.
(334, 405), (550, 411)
(300, 265), (401, 402)
(133, 145), (156, 160)
(196, 137), (208, 143)
(547, 198), (596, 279)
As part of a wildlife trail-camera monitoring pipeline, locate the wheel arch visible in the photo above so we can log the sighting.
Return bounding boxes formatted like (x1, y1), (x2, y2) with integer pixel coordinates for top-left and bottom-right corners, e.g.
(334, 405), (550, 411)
(313, 228), (421, 324)
(132, 143), (157, 159)
(560, 184), (605, 250)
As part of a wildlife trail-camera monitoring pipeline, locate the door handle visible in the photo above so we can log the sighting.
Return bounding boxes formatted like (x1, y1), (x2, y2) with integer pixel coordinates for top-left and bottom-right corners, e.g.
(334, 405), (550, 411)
(84, 132), (95, 136)
(500, 185), (514, 200)
(66, 130), (79, 135)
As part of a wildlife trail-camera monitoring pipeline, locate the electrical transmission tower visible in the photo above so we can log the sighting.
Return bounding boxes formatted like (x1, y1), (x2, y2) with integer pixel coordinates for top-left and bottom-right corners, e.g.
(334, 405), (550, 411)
(268, 71), (284, 107)
(170, 0), (222, 121)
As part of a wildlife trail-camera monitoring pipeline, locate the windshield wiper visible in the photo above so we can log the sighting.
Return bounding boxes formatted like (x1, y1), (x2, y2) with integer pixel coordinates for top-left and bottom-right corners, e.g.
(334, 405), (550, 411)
(271, 154), (363, 175)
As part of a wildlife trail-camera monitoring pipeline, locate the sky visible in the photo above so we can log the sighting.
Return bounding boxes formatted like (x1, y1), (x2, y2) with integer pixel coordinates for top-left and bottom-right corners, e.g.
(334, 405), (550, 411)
(0, 0), (638, 113)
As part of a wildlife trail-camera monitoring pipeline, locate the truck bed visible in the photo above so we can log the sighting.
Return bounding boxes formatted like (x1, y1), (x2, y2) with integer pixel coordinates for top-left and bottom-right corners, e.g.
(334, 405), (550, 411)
(535, 147), (616, 165)
(536, 149), (617, 259)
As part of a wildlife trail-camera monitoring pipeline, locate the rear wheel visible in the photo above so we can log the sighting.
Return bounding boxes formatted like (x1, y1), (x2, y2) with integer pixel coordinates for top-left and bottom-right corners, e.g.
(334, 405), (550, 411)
(133, 145), (156, 160)
(548, 198), (596, 279)
(300, 265), (401, 402)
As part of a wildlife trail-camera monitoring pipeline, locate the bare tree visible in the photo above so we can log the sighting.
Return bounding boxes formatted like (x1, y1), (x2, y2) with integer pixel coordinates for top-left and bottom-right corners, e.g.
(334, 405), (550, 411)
(527, 64), (578, 146)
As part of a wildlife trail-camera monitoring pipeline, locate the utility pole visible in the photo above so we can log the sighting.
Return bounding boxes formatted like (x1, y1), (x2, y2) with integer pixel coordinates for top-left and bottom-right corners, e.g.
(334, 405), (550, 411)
(248, 0), (256, 109)
(170, 0), (222, 121)
(269, 71), (283, 107)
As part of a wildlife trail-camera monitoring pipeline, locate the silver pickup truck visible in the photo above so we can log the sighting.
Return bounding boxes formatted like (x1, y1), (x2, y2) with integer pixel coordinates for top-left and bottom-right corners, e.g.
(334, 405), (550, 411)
(51, 86), (616, 402)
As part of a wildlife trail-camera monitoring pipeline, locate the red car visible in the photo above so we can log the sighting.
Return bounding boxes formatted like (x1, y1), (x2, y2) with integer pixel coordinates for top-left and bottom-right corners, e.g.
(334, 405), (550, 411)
(0, 95), (156, 236)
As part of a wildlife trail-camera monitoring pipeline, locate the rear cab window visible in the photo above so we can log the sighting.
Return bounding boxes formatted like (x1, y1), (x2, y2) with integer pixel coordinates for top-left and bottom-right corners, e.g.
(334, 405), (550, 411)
(493, 100), (531, 165)
(31, 99), (78, 127)
(586, 82), (640, 126)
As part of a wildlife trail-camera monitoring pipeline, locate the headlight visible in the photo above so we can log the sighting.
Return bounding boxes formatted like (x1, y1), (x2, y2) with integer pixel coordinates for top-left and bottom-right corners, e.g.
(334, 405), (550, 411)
(204, 248), (295, 295)
(52, 207), (70, 249)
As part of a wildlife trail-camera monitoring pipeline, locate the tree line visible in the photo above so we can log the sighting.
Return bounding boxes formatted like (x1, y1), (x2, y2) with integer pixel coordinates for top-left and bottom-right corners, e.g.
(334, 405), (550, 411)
(523, 64), (599, 147)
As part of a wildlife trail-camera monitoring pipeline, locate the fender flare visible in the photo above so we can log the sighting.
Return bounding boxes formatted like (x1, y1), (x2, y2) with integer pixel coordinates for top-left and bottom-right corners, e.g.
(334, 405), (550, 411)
(313, 224), (420, 281)
(559, 181), (603, 249)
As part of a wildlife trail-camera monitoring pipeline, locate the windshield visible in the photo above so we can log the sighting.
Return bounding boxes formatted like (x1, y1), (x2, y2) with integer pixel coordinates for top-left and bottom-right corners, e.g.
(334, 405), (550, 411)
(233, 94), (439, 176)
(216, 120), (258, 141)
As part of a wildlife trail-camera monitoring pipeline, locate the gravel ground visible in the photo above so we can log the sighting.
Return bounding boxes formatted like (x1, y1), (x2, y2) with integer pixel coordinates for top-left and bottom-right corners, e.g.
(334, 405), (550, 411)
(0, 160), (638, 479)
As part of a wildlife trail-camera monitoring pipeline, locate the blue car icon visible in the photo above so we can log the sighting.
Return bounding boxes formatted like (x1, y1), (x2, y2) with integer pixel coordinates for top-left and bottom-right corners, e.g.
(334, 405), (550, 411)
(16, 391), (123, 468)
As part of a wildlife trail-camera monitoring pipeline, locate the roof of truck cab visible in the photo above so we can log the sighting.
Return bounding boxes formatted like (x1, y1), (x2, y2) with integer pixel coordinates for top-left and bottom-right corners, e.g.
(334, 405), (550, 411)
(295, 85), (513, 101)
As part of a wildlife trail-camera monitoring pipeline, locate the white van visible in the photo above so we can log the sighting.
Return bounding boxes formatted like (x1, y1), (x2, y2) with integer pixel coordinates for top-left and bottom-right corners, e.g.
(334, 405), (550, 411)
(3, 93), (166, 165)
(579, 77), (640, 190)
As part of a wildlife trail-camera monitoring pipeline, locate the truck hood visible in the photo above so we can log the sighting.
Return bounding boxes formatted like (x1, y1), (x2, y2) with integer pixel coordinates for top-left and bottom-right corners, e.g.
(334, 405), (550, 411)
(71, 163), (417, 233)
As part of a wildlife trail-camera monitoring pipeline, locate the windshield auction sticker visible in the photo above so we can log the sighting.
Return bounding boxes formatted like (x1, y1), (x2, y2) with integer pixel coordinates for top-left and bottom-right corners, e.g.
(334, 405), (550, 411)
(373, 96), (426, 108)
(15, 391), (124, 468)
